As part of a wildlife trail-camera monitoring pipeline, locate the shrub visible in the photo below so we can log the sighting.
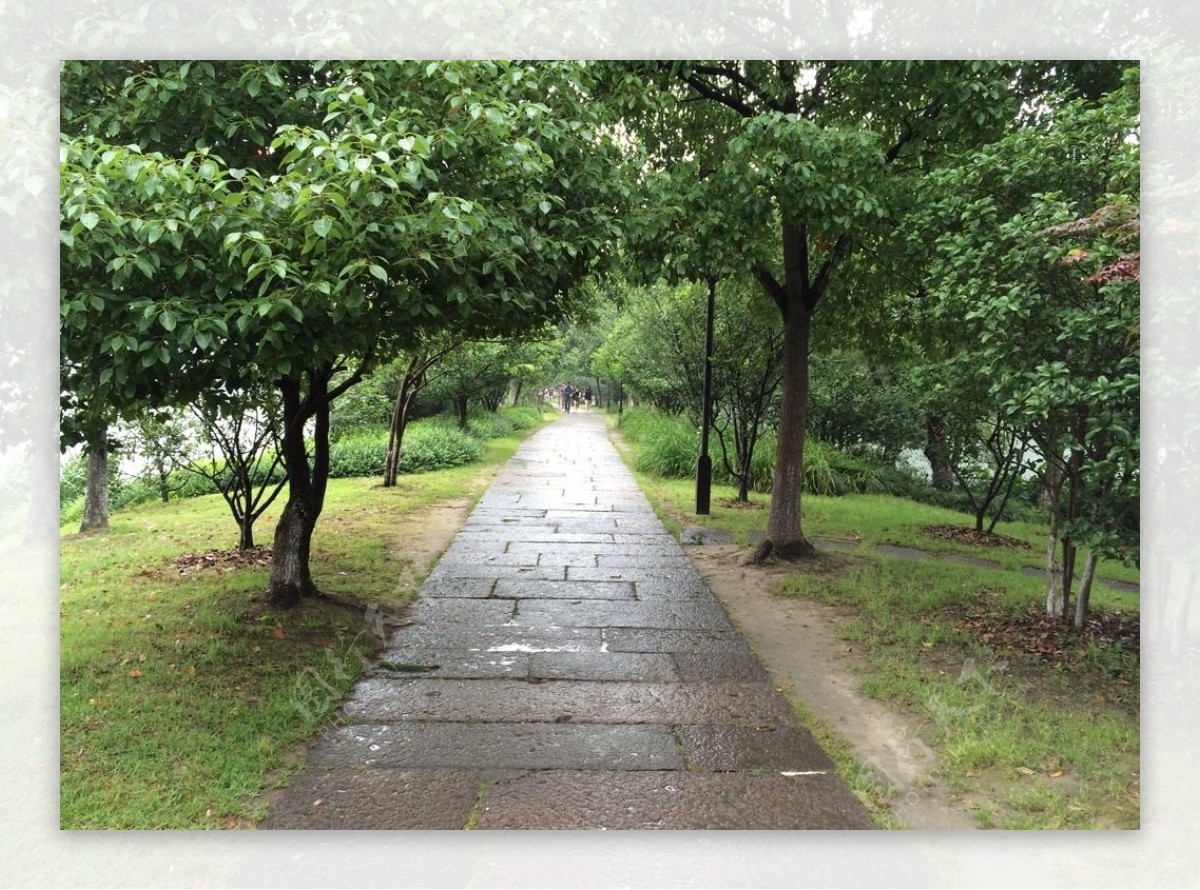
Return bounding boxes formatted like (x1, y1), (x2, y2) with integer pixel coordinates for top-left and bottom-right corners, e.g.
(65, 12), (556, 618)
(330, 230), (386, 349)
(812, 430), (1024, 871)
(466, 411), (516, 440)
(397, 422), (483, 474)
(328, 432), (389, 479)
(499, 405), (544, 431)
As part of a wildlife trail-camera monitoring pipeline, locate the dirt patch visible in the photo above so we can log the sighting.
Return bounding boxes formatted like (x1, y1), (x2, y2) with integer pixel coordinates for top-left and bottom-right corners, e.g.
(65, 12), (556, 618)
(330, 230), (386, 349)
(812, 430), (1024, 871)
(684, 542), (981, 829)
(922, 524), (1031, 549)
(383, 496), (475, 602)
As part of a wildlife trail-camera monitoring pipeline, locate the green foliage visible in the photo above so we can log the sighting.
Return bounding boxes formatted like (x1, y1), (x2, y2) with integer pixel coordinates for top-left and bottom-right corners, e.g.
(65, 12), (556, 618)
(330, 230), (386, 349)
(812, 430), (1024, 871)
(620, 407), (883, 497)
(807, 351), (925, 461)
(802, 439), (884, 497)
(327, 420), (485, 479)
(398, 422), (485, 474)
(499, 405), (546, 431)
(465, 411), (515, 440)
(915, 65), (1140, 578)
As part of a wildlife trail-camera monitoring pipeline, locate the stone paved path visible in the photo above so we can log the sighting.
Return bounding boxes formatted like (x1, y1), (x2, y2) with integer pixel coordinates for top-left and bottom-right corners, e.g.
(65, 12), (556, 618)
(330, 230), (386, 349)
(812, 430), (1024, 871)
(264, 412), (874, 830)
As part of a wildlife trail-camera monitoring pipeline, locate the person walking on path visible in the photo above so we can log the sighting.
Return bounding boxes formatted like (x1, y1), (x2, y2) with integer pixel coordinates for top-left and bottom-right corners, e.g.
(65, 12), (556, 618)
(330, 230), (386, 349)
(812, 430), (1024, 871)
(264, 411), (874, 830)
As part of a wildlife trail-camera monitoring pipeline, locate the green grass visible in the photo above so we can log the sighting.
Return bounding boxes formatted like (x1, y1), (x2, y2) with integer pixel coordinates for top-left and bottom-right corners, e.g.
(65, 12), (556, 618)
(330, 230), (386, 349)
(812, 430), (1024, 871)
(60, 422), (546, 829)
(610, 420), (1140, 830)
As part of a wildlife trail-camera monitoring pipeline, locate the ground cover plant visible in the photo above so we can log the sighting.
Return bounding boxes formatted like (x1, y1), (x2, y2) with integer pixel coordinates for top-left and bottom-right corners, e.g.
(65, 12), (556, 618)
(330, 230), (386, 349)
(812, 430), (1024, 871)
(610, 418), (1139, 829)
(59, 424), (541, 829)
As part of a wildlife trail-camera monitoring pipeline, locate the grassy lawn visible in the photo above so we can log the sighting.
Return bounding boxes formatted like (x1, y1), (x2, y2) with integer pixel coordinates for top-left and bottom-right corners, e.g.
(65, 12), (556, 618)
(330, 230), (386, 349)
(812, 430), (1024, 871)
(610, 420), (1140, 829)
(59, 428), (535, 829)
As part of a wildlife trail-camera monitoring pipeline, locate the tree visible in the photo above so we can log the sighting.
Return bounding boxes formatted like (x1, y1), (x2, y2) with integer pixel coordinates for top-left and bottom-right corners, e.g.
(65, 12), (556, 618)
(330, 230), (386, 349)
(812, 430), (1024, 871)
(186, 387), (288, 551)
(60, 60), (630, 608)
(380, 334), (463, 488)
(622, 60), (1021, 560)
(597, 277), (783, 501)
(919, 67), (1139, 626)
(119, 408), (195, 504)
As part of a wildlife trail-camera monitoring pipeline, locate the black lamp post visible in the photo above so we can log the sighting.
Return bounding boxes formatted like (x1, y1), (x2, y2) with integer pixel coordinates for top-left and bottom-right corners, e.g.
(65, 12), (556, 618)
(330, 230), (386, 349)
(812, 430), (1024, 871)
(696, 277), (716, 515)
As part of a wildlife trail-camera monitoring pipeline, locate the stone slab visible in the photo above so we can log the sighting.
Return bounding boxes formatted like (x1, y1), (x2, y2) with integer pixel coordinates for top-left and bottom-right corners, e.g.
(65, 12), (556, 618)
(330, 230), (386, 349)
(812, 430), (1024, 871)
(262, 767), (479, 829)
(604, 627), (754, 656)
(340, 678), (794, 726)
(493, 579), (636, 601)
(425, 563), (566, 581)
(527, 651), (680, 683)
(472, 771), (876, 830)
(680, 526), (736, 546)
(409, 598), (517, 625)
(373, 648), (530, 680)
(417, 577), (496, 599)
(513, 600), (733, 632)
(309, 723), (683, 771)
(672, 651), (770, 683)
(676, 724), (836, 772)
(596, 553), (694, 569)
(506, 541), (683, 559)
(383, 625), (604, 656)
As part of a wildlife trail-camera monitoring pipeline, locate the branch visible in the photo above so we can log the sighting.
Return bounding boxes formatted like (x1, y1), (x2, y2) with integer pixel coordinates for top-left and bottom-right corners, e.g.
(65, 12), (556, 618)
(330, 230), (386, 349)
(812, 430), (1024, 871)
(681, 69), (758, 119)
(809, 233), (853, 311)
(754, 266), (788, 318)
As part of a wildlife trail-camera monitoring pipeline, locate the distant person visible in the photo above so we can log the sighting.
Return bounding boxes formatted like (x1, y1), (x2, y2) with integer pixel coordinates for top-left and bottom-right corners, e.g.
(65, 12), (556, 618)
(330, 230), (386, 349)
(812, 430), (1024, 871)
(583, 386), (593, 411)
(562, 383), (575, 413)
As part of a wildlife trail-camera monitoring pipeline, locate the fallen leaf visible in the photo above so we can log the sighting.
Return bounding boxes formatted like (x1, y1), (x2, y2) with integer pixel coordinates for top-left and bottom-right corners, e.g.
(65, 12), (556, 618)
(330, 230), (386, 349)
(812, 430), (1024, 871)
(313, 798), (325, 807)
(1049, 770), (1065, 779)
(186, 665), (197, 677)
(1017, 766), (1035, 775)
(128, 669), (143, 678)
(273, 627), (287, 639)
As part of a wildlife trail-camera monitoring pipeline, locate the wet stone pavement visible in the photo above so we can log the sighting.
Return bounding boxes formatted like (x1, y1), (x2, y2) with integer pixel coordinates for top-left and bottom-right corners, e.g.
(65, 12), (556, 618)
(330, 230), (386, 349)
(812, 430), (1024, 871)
(264, 412), (874, 830)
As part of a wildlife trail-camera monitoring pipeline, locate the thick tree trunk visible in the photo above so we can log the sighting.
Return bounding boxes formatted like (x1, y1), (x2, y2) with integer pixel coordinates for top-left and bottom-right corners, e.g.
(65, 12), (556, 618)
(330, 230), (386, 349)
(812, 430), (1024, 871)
(763, 299), (815, 559)
(266, 374), (327, 609)
(924, 415), (955, 491)
(266, 497), (317, 607)
(80, 443), (109, 532)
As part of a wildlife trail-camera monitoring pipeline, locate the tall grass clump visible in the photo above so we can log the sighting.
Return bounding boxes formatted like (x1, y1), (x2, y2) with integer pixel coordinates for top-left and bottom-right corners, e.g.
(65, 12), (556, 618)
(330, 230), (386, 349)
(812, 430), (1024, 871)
(803, 439), (884, 496)
(618, 408), (699, 478)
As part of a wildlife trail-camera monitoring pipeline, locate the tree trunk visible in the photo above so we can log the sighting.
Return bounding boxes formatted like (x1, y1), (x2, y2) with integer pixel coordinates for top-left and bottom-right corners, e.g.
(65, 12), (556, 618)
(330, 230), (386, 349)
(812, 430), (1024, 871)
(763, 296), (815, 559)
(266, 375), (327, 609)
(924, 415), (955, 491)
(80, 443), (109, 532)
(1074, 550), (1098, 630)
(267, 497), (317, 607)
(384, 386), (416, 488)
(239, 511), (255, 551)
(1043, 468), (1065, 617)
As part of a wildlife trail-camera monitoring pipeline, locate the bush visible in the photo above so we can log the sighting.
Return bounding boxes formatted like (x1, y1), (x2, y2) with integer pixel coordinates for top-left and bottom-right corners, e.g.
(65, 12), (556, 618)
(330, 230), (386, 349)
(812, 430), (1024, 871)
(466, 411), (516, 440)
(499, 405), (544, 431)
(397, 422), (483, 474)
(328, 432), (389, 479)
